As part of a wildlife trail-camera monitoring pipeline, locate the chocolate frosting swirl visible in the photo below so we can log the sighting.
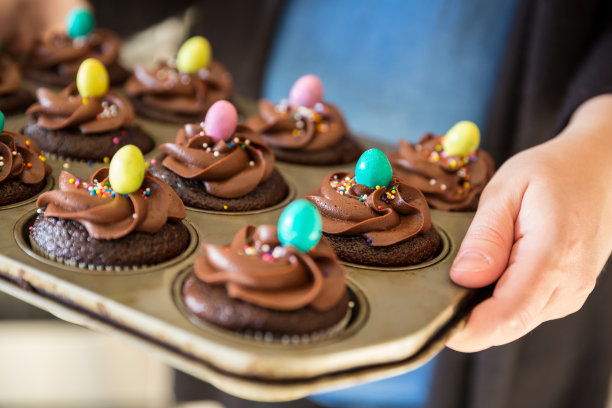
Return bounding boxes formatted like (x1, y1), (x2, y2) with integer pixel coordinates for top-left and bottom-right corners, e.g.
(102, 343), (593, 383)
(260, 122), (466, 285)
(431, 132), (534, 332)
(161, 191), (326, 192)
(27, 29), (121, 77)
(124, 59), (233, 115)
(0, 131), (51, 184)
(36, 168), (186, 240)
(307, 172), (432, 247)
(0, 55), (21, 95)
(160, 124), (274, 198)
(388, 134), (495, 211)
(26, 83), (135, 133)
(194, 224), (346, 311)
(247, 100), (348, 151)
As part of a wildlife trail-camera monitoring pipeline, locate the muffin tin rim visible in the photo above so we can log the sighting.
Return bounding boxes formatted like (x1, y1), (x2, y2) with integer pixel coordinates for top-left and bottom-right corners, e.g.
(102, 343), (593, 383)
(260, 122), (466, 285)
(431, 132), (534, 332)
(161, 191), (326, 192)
(171, 266), (370, 349)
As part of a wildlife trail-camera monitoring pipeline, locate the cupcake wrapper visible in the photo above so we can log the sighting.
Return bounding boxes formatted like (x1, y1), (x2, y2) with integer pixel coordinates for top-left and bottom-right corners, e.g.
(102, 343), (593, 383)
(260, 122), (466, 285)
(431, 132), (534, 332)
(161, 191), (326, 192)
(29, 234), (149, 271)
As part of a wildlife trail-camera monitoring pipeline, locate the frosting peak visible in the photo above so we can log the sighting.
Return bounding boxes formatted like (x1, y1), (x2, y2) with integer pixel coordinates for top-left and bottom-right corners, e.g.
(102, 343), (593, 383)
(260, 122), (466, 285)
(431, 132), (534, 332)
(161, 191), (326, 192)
(0, 131), (51, 184)
(160, 124), (274, 198)
(36, 168), (186, 239)
(27, 29), (121, 78)
(247, 99), (349, 151)
(388, 134), (495, 211)
(307, 172), (431, 247)
(26, 83), (134, 133)
(124, 59), (233, 116)
(194, 225), (346, 311)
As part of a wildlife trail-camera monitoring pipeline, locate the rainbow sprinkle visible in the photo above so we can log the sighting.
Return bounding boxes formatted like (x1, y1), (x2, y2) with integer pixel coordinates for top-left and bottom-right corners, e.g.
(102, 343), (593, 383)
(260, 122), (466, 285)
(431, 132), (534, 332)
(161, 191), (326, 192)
(69, 178), (115, 198)
(96, 101), (118, 120)
(415, 137), (479, 196)
(330, 174), (357, 195)
(242, 242), (289, 262)
(67, 178), (151, 200)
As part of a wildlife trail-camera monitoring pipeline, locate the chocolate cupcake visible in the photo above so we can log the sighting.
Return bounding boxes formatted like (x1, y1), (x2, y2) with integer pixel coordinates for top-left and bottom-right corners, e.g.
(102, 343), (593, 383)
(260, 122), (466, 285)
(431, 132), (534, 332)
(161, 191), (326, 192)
(388, 121), (495, 211)
(0, 54), (36, 114)
(30, 145), (188, 268)
(24, 58), (153, 161)
(246, 74), (362, 166)
(182, 200), (350, 340)
(0, 114), (52, 206)
(150, 101), (287, 212)
(24, 7), (129, 86)
(124, 36), (233, 124)
(306, 149), (440, 267)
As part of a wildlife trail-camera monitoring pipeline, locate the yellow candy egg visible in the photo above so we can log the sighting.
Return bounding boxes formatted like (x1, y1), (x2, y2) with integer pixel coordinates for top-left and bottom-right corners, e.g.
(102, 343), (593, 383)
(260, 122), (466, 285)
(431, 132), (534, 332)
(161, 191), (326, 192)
(76, 58), (109, 99)
(442, 120), (480, 157)
(176, 36), (212, 74)
(109, 145), (145, 195)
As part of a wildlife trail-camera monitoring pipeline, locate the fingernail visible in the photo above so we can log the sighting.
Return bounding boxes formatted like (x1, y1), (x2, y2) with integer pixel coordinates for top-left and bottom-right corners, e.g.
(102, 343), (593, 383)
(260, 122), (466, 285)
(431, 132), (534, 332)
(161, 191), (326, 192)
(452, 251), (491, 273)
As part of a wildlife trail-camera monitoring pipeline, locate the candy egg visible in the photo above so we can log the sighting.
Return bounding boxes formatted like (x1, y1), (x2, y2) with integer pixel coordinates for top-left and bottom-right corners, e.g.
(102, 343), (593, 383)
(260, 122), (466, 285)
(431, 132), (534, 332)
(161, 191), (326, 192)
(278, 199), (322, 253)
(289, 74), (324, 108)
(204, 100), (237, 142)
(176, 36), (212, 74)
(355, 148), (392, 189)
(442, 120), (480, 157)
(109, 145), (145, 195)
(0, 111), (4, 134)
(66, 7), (95, 39)
(76, 58), (109, 99)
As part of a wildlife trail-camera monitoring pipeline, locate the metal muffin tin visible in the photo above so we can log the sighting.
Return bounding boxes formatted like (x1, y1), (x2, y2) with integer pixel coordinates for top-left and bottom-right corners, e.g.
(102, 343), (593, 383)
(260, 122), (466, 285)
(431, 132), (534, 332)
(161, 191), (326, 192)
(0, 107), (480, 402)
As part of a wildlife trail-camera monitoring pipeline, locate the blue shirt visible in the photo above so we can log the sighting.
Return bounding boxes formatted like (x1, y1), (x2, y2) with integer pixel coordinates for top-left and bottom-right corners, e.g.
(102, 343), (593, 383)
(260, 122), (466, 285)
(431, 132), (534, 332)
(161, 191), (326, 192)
(264, 0), (519, 145)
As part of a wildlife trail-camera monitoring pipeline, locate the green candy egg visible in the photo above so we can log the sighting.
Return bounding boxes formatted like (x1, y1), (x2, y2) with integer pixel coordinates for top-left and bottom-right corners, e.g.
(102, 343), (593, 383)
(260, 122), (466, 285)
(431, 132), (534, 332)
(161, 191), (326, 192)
(66, 7), (95, 38)
(76, 58), (109, 99)
(355, 148), (392, 189)
(176, 36), (212, 74)
(0, 111), (4, 134)
(442, 120), (480, 157)
(109, 145), (145, 195)
(277, 200), (322, 253)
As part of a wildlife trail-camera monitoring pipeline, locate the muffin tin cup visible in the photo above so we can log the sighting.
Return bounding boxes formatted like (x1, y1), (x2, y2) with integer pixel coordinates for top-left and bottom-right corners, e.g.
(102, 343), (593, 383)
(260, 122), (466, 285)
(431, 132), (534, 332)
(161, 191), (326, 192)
(173, 267), (367, 346)
(0, 110), (481, 401)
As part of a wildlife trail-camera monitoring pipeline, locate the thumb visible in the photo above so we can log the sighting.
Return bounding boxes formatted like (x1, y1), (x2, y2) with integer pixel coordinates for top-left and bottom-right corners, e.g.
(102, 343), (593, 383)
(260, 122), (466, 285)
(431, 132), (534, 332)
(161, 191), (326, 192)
(450, 180), (524, 288)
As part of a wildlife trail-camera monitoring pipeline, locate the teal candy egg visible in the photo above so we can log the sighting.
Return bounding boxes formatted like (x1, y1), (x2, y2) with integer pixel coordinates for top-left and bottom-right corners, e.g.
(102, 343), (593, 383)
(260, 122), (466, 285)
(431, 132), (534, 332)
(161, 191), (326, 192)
(277, 200), (322, 253)
(0, 111), (4, 133)
(355, 148), (392, 189)
(66, 7), (95, 38)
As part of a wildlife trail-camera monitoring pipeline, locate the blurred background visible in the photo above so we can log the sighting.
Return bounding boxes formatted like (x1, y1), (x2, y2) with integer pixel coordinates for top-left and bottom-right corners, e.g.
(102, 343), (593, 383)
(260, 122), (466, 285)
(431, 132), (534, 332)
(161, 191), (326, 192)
(1, 1), (611, 407)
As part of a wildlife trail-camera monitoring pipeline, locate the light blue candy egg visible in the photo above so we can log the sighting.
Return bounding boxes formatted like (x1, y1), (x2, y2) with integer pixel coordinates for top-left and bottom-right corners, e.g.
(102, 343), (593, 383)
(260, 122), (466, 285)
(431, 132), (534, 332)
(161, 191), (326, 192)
(355, 148), (392, 189)
(66, 7), (95, 38)
(278, 199), (322, 253)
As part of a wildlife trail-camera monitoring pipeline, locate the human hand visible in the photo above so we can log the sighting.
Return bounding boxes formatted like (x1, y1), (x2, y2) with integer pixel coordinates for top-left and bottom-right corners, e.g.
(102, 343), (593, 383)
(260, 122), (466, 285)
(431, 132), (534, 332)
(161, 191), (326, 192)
(0, 0), (88, 55)
(446, 94), (612, 353)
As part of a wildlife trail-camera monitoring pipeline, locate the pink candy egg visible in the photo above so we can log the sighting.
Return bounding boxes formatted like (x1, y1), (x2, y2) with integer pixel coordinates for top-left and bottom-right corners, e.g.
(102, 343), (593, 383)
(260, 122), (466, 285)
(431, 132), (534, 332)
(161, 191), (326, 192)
(288, 74), (324, 108)
(204, 100), (238, 142)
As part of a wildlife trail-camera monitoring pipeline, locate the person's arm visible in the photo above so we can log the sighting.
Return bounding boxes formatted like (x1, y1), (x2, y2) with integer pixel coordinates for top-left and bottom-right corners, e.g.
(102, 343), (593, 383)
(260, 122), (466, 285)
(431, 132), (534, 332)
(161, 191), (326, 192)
(447, 93), (612, 352)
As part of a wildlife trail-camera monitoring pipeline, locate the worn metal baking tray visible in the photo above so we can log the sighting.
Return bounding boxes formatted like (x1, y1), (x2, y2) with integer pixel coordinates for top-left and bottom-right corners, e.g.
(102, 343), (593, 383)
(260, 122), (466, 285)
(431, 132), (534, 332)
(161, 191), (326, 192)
(0, 108), (478, 402)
